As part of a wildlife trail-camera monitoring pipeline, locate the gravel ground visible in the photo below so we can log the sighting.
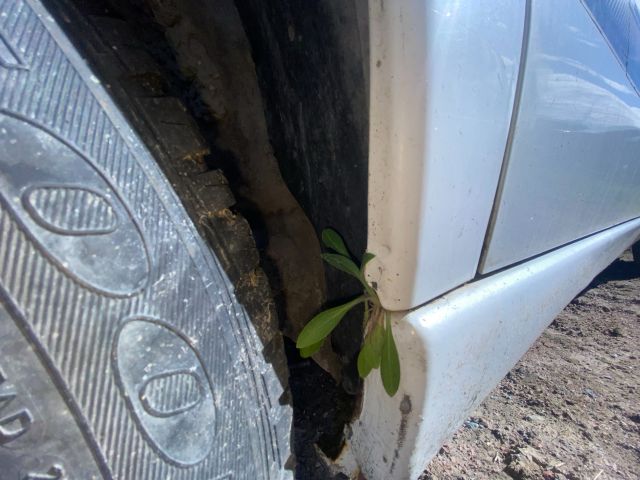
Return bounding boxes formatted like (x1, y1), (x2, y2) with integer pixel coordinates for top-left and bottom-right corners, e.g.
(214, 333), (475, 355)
(421, 252), (640, 480)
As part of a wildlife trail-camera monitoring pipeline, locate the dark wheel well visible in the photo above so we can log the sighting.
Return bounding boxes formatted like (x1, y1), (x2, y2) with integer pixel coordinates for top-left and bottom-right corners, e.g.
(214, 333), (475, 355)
(632, 240), (640, 268)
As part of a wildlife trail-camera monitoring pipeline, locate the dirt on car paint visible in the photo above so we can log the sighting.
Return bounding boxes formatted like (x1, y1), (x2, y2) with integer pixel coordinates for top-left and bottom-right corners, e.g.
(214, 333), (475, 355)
(421, 251), (640, 480)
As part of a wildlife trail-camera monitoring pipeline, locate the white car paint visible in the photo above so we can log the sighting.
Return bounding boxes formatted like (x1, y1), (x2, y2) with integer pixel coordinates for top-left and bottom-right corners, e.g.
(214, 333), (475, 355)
(352, 0), (640, 478)
(347, 217), (640, 480)
(366, 0), (525, 310)
(481, 0), (640, 273)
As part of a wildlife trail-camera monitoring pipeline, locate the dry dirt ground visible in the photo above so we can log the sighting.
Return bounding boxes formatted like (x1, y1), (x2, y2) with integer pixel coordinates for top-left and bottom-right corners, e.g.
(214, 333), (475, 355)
(421, 252), (640, 480)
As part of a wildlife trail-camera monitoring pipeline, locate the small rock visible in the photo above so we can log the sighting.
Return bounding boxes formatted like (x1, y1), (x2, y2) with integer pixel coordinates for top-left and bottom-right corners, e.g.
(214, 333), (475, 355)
(581, 429), (594, 441)
(464, 420), (481, 430)
(526, 398), (544, 407)
(519, 446), (549, 468)
(583, 388), (597, 399)
(525, 414), (545, 423)
(504, 453), (540, 479)
(606, 327), (623, 337)
(471, 417), (490, 428)
(517, 429), (537, 445)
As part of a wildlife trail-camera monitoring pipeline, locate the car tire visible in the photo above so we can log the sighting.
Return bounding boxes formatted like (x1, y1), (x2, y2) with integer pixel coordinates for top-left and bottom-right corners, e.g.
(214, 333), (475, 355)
(0, 0), (292, 478)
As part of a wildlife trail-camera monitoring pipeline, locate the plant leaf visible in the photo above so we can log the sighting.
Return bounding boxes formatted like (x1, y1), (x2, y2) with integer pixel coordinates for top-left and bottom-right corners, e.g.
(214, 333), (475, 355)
(299, 339), (324, 358)
(321, 228), (350, 257)
(357, 341), (376, 378)
(369, 321), (385, 369)
(380, 315), (400, 396)
(361, 252), (375, 271)
(322, 253), (364, 283)
(357, 320), (385, 378)
(296, 297), (364, 349)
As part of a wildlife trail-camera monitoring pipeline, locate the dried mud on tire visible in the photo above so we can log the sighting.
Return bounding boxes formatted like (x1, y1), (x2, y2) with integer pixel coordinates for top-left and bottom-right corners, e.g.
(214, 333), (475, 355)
(422, 252), (640, 480)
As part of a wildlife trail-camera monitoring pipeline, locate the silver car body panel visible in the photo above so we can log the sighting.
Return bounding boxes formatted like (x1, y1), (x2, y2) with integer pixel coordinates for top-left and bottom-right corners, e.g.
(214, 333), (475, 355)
(366, 0), (525, 310)
(349, 0), (640, 478)
(481, 0), (640, 273)
(349, 216), (640, 480)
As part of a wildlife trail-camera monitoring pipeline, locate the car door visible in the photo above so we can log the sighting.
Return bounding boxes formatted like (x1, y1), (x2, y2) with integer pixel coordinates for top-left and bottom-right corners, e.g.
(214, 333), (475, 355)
(480, 0), (640, 273)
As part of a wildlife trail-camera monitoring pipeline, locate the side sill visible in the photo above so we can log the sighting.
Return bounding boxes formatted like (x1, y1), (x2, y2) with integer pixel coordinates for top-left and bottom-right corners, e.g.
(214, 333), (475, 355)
(345, 217), (640, 480)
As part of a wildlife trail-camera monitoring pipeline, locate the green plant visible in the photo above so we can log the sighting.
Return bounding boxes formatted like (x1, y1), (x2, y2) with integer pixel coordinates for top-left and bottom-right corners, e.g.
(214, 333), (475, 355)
(296, 228), (401, 396)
